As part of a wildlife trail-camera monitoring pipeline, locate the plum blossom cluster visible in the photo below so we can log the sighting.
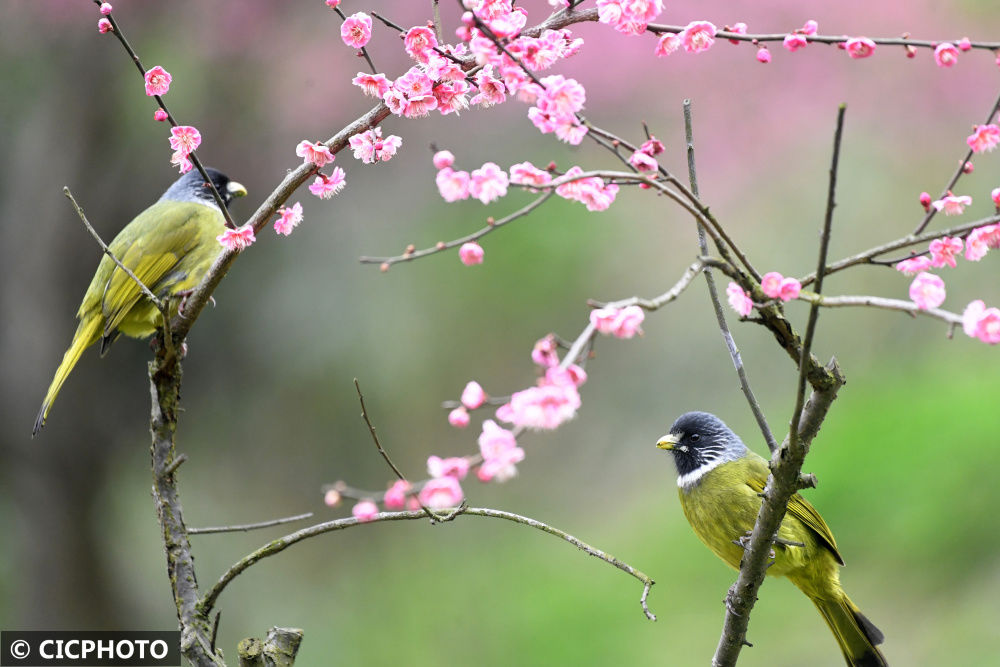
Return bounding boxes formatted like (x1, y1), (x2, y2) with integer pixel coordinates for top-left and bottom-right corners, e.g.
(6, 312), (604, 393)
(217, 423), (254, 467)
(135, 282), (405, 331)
(96, 3), (113, 33)
(590, 305), (644, 338)
(433, 151), (617, 211)
(760, 272), (802, 302)
(655, 21), (717, 57)
(349, 127), (402, 164)
(167, 125), (200, 174)
(296, 140), (347, 200)
(963, 300), (1000, 344)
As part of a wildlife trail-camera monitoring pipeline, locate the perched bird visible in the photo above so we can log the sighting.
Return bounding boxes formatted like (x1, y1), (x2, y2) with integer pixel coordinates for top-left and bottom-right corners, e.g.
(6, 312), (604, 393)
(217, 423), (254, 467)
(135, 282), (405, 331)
(657, 411), (887, 667)
(33, 168), (247, 436)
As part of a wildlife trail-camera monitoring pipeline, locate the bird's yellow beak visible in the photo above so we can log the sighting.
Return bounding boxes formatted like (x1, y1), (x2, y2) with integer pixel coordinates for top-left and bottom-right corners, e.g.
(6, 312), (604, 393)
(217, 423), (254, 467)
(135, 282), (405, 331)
(227, 181), (248, 198)
(656, 433), (680, 450)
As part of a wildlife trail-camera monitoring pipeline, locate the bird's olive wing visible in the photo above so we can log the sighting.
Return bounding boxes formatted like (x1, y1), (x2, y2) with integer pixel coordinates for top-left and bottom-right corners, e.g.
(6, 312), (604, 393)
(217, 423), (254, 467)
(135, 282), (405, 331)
(100, 202), (212, 337)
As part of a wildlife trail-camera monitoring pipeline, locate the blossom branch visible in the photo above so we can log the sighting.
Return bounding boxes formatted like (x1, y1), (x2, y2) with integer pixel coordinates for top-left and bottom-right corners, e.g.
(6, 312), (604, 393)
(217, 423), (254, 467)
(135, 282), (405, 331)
(333, 6), (378, 75)
(188, 513), (315, 536)
(801, 213), (1000, 287)
(912, 87), (1000, 235)
(712, 105), (847, 667)
(807, 294), (963, 328)
(683, 99), (778, 454)
(200, 506), (656, 621)
(95, 1), (235, 228)
(648, 23), (1000, 51)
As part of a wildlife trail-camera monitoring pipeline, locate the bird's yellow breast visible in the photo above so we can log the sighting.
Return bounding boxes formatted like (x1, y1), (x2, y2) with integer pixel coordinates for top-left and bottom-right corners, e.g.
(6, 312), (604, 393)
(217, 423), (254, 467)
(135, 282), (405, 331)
(676, 458), (837, 585)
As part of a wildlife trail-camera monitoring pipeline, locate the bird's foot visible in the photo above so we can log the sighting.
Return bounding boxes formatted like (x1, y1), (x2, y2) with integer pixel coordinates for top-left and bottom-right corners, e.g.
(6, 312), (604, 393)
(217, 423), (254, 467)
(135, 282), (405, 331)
(177, 290), (216, 318)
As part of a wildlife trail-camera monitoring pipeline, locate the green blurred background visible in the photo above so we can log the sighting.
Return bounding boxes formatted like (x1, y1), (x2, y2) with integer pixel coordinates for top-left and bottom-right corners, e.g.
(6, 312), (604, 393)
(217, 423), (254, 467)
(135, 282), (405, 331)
(2, 1), (999, 665)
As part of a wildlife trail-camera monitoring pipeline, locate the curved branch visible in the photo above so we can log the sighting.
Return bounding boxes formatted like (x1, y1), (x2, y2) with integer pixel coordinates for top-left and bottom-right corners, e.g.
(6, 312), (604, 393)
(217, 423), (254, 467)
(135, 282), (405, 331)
(200, 506), (656, 621)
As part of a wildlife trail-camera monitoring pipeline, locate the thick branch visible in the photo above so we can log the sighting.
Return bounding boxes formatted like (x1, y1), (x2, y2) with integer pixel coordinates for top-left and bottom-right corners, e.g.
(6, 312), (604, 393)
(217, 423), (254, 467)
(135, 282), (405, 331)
(712, 105), (847, 667)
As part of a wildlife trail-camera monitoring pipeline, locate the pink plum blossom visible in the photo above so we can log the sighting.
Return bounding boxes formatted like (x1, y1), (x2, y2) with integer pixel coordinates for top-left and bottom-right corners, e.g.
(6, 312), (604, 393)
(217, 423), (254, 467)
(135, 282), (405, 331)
(801, 20), (819, 35)
(895, 256), (933, 275)
(99, 3), (113, 15)
(967, 124), (1000, 153)
(295, 140), (334, 167)
(590, 305), (645, 338)
(341, 13), (373, 49)
(596, 0), (663, 36)
(461, 381), (488, 410)
(495, 367), (581, 430)
(757, 47), (771, 63)
(993, 188), (1000, 208)
(169, 126), (200, 154)
(436, 168), (472, 202)
(274, 202), (303, 236)
(470, 69), (507, 107)
(217, 224), (256, 251)
(418, 476), (464, 509)
(845, 37), (876, 59)
(433, 150), (455, 169)
(427, 456), (470, 480)
(726, 22), (747, 45)
(352, 72), (391, 98)
(348, 128), (401, 163)
(536, 75), (586, 116)
(554, 166), (618, 211)
(448, 407), (470, 428)
(963, 301), (1000, 344)
(681, 21), (717, 53)
(964, 226), (996, 261)
(640, 137), (664, 155)
(98, 17), (112, 33)
(153, 109), (168, 122)
(783, 34), (808, 52)
(958, 37), (972, 51)
(934, 42), (959, 67)
(459, 242), (485, 265)
(143, 66), (172, 96)
(352, 500), (378, 522)
(532, 334), (559, 367)
(509, 162), (552, 190)
(629, 150), (658, 172)
(928, 236), (963, 268)
(655, 33), (681, 57)
(909, 272), (946, 310)
(325, 0), (341, 7)
(383, 480), (410, 510)
(760, 272), (800, 301)
(932, 193), (971, 215)
(469, 162), (509, 204)
(477, 420), (525, 482)
(726, 282), (753, 317)
(308, 167), (346, 199)
(404, 26), (438, 63)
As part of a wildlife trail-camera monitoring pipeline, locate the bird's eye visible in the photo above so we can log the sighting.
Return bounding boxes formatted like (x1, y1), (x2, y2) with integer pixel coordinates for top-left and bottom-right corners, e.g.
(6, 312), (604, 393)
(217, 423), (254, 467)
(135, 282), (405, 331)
(690, 433), (700, 442)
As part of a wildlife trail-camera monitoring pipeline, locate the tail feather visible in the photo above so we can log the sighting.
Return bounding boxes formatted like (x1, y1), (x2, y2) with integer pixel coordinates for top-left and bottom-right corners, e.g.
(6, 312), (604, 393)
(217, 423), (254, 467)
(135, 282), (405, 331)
(813, 593), (888, 667)
(33, 315), (102, 437)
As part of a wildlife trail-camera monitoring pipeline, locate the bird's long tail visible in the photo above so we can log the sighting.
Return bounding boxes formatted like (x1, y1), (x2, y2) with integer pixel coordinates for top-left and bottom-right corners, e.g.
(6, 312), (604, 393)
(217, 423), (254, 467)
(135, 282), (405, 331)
(812, 592), (888, 667)
(33, 315), (102, 437)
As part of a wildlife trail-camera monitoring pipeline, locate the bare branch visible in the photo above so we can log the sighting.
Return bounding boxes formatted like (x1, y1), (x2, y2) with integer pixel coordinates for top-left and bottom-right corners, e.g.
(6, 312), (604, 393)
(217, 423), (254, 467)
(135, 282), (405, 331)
(683, 100), (778, 454)
(189, 513), (315, 536)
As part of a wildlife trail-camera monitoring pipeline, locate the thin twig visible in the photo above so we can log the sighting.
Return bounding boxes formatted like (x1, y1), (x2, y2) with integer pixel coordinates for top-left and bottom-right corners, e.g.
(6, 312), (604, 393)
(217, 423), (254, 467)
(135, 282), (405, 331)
(200, 506), (657, 621)
(63, 187), (165, 312)
(189, 512), (315, 535)
(354, 378), (408, 483)
(683, 101), (778, 454)
(360, 192), (554, 266)
(334, 6), (378, 74)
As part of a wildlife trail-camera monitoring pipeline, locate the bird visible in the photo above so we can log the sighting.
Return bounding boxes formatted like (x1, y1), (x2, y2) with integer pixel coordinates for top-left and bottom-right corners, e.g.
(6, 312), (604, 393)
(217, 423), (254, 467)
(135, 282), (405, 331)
(33, 168), (247, 436)
(656, 411), (887, 667)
